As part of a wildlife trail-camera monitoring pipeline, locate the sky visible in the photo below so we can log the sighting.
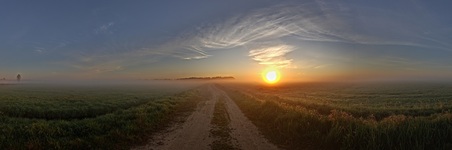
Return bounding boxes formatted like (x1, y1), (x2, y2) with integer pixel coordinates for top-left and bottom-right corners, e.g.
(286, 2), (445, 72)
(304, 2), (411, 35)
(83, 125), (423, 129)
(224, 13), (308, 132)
(1, 0), (452, 82)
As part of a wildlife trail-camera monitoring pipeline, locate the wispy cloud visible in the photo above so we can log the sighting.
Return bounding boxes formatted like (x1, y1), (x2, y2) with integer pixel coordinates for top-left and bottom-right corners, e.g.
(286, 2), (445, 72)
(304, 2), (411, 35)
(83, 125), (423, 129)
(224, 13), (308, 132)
(67, 1), (452, 73)
(155, 4), (308, 64)
(34, 47), (45, 53)
(31, 40), (69, 54)
(161, 1), (451, 63)
(313, 64), (331, 69)
(94, 22), (115, 34)
(248, 43), (295, 68)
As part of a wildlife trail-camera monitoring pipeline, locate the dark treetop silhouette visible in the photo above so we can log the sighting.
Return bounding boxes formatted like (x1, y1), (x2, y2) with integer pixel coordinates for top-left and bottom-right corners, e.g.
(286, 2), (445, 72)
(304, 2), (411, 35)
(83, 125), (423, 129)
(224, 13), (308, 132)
(17, 74), (21, 82)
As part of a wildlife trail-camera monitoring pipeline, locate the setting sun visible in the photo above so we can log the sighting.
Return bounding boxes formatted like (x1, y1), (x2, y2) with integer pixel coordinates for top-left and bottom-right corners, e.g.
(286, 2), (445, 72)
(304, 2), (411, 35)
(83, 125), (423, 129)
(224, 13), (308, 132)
(262, 68), (281, 84)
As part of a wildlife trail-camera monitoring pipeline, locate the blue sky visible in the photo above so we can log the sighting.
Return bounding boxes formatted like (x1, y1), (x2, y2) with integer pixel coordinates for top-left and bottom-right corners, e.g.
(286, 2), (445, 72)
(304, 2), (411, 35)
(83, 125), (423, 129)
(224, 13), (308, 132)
(1, 0), (452, 82)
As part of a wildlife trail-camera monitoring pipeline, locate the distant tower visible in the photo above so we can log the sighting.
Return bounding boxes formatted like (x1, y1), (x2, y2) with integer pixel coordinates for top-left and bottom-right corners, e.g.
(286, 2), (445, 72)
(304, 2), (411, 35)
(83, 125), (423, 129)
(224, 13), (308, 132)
(17, 74), (21, 82)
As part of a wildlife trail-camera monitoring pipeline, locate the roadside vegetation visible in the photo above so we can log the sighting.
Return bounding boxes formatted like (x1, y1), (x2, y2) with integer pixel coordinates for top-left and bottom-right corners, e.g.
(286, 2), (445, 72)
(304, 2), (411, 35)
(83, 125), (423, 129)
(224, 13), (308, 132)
(210, 97), (237, 150)
(220, 83), (452, 150)
(0, 84), (205, 149)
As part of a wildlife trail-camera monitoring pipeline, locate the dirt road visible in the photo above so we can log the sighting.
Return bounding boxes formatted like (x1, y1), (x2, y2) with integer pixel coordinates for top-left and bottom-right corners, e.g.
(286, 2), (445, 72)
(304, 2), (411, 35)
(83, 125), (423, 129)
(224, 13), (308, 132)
(133, 84), (279, 150)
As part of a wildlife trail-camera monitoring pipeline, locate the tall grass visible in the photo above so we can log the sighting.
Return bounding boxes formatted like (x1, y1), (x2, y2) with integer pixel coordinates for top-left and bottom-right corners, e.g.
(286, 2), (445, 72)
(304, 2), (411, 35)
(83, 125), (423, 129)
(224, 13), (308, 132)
(221, 85), (452, 150)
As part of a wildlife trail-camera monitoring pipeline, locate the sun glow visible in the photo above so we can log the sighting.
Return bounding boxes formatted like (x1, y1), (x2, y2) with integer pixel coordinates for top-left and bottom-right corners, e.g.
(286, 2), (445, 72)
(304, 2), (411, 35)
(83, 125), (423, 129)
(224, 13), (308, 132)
(262, 68), (281, 84)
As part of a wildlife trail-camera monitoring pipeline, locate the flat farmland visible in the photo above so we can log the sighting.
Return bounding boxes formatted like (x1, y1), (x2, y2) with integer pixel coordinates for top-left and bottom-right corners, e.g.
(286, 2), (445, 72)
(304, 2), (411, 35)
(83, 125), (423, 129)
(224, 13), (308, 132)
(235, 82), (452, 119)
(0, 81), (205, 149)
(220, 82), (452, 149)
(2, 82), (452, 150)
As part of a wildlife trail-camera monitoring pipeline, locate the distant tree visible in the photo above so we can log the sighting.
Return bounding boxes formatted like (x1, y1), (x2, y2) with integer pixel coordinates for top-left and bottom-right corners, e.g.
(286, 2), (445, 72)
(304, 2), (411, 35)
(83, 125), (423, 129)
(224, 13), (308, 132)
(17, 74), (21, 82)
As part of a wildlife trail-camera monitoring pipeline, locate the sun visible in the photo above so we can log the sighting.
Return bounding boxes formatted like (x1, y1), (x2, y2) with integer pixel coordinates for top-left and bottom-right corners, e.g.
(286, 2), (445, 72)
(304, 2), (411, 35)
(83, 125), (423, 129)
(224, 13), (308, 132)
(262, 68), (281, 84)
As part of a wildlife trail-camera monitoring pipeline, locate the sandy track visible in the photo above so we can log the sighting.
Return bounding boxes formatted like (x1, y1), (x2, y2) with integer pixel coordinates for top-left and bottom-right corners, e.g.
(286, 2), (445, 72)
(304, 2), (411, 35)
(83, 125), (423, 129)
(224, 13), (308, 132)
(212, 85), (279, 150)
(133, 84), (279, 150)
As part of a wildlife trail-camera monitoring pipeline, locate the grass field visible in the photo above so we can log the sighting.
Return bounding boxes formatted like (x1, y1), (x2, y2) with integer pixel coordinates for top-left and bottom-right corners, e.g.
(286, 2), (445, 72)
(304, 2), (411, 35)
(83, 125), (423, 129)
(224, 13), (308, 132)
(219, 82), (452, 150)
(2, 81), (452, 149)
(0, 82), (205, 149)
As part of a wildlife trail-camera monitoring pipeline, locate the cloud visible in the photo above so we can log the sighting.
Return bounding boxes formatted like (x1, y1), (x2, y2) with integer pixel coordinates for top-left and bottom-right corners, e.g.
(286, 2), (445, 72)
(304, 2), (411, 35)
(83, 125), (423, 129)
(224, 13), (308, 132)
(155, 4), (308, 63)
(313, 64), (330, 69)
(67, 0), (452, 73)
(34, 47), (45, 53)
(248, 43), (295, 68)
(162, 1), (451, 62)
(94, 22), (115, 34)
